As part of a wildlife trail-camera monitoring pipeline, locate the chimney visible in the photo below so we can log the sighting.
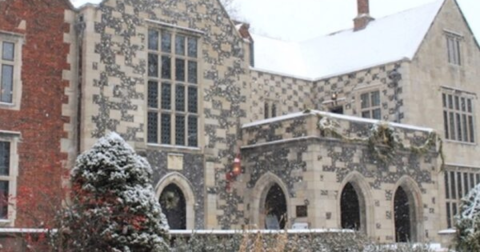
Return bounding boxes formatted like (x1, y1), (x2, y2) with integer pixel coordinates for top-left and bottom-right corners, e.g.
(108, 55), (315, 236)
(354, 0), (374, 31)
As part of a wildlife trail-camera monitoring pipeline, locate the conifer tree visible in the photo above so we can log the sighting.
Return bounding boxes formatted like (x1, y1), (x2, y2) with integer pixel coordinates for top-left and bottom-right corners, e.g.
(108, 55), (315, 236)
(455, 183), (480, 251)
(62, 132), (169, 252)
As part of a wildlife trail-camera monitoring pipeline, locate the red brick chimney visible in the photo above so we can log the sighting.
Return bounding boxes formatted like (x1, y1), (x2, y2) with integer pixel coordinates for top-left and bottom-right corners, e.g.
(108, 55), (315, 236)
(354, 0), (374, 31)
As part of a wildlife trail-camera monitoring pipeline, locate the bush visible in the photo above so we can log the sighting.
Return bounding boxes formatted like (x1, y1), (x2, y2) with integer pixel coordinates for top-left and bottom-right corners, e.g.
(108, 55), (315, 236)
(455, 183), (480, 251)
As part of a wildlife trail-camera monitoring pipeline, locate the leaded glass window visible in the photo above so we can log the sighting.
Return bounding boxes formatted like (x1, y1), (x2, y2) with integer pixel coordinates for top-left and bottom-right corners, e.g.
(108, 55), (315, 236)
(0, 141), (10, 219)
(147, 29), (198, 146)
(360, 90), (381, 120)
(443, 92), (474, 143)
(1, 41), (16, 103)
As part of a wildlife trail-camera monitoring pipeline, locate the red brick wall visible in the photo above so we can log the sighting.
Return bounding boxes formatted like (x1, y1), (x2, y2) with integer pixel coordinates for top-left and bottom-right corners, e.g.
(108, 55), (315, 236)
(0, 0), (72, 227)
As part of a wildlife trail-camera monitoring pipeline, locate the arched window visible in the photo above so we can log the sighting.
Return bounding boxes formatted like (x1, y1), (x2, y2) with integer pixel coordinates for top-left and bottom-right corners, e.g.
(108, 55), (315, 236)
(341, 182), (361, 230)
(160, 184), (186, 229)
(264, 184), (287, 229)
(394, 186), (411, 242)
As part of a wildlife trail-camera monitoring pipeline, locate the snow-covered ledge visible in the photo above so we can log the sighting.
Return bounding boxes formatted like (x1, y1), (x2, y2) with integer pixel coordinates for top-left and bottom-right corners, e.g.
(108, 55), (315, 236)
(242, 110), (437, 153)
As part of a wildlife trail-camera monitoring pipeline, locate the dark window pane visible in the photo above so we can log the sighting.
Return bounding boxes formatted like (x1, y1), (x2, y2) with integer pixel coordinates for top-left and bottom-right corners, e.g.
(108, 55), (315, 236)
(361, 111), (370, 119)
(461, 97), (466, 112)
(161, 83), (171, 110)
(448, 95), (453, 109)
(176, 59), (185, 81)
(148, 81), (158, 108)
(456, 39), (461, 65)
(188, 87), (197, 113)
(372, 109), (381, 120)
(161, 113), (171, 144)
(161, 31), (172, 53)
(161, 56), (171, 79)
(447, 37), (452, 63)
(477, 174), (480, 185)
(147, 112), (158, 143)
(463, 114), (468, 142)
(467, 99), (472, 113)
(175, 115), (185, 146)
(188, 61), (197, 84)
(272, 104), (277, 117)
(442, 93), (446, 108)
(0, 142), (10, 176)
(2, 42), (14, 61)
(456, 113), (462, 141)
(455, 96), (460, 110)
(0, 181), (8, 219)
(444, 111), (449, 139)
(464, 173), (469, 195)
(360, 93), (369, 109)
(176, 85), (185, 111)
(188, 116), (198, 147)
(148, 30), (159, 50)
(1, 65), (13, 103)
(446, 202), (451, 228)
(445, 172), (450, 199)
(371, 91), (380, 107)
(175, 35), (185, 55)
(264, 102), (269, 119)
(148, 54), (158, 77)
(457, 172), (463, 198)
(188, 37), (197, 57)
(468, 116), (474, 143)
(449, 112), (455, 140)
(450, 171), (456, 199)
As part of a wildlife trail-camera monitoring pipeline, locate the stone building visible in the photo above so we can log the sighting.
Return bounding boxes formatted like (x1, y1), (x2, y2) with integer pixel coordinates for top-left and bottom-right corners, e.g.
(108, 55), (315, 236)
(0, 0), (478, 245)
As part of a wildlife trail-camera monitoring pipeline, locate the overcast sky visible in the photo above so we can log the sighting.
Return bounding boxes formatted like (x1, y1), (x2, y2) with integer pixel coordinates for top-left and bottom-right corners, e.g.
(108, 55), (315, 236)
(71, 0), (479, 42)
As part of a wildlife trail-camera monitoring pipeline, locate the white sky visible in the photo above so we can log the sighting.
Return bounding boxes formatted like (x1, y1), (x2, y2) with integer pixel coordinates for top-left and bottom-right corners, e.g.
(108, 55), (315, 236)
(71, 0), (479, 42)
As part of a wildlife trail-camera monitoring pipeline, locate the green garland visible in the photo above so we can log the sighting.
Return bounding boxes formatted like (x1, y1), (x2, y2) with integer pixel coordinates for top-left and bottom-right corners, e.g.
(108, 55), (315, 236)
(316, 114), (445, 167)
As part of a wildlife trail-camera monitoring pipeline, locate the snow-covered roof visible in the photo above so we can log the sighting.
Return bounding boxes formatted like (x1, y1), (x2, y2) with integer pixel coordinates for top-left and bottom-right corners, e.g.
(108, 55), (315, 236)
(251, 0), (444, 80)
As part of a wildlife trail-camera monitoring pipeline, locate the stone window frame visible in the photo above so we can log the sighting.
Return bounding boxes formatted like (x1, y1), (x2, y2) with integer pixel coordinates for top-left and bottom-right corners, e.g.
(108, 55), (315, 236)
(0, 130), (20, 226)
(146, 22), (202, 149)
(358, 89), (381, 120)
(442, 88), (475, 143)
(337, 172), (374, 237)
(445, 31), (463, 66)
(264, 99), (279, 119)
(392, 176), (424, 243)
(443, 165), (480, 229)
(0, 31), (24, 111)
(154, 172), (196, 230)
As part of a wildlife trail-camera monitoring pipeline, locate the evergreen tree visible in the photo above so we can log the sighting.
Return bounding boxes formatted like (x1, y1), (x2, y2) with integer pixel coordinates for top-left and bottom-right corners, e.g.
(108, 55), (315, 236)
(455, 183), (480, 252)
(62, 132), (169, 252)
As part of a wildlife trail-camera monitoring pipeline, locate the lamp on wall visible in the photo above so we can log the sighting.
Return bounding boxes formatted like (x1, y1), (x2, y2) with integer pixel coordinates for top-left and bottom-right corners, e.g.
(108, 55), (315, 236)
(226, 154), (242, 190)
(331, 91), (338, 106)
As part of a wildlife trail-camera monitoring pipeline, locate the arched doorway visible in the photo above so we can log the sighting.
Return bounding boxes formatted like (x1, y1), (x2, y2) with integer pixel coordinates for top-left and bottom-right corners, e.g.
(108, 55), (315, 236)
(264, 184), (287, 229)
(160, 184), (186, 229)
(394, 186), (411, 242)
(341, 182), (361, 230)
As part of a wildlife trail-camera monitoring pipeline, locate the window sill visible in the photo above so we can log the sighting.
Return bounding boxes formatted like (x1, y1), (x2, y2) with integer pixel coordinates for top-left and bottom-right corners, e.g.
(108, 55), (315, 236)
(147, 143), (201, 152)
(444, 139), (476, 146)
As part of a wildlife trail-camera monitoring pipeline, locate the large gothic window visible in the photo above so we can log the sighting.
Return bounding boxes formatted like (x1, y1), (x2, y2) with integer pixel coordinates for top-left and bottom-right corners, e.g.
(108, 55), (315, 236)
(341, 182), (361, 230)
(264, 184), (287, 229)
(147, 29), (198, 147)
(394, 186), (411, 242)
(160, 184), (186, 230)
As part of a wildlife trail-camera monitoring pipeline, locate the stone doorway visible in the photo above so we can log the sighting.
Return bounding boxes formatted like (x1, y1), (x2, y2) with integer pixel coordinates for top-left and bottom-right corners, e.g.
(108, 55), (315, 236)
(341, 182), (361, 230)
(160, 184), (187, 230)
(394, 186), (412, 242)
(264, 184), (287, 229)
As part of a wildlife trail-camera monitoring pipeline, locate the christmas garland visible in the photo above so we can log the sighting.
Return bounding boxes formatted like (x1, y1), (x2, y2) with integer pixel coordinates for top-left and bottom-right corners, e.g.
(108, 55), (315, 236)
(316, 114), (445, 167)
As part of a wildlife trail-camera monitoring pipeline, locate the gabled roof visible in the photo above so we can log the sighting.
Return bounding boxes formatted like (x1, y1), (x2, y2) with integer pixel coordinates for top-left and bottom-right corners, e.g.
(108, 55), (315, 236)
(252, 0), (445, 80)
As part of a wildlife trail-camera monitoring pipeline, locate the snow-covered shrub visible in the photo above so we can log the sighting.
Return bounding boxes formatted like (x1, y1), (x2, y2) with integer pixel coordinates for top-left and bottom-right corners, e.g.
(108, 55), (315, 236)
(60, 132), (169, 252)
(455, 183), (480, 252)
